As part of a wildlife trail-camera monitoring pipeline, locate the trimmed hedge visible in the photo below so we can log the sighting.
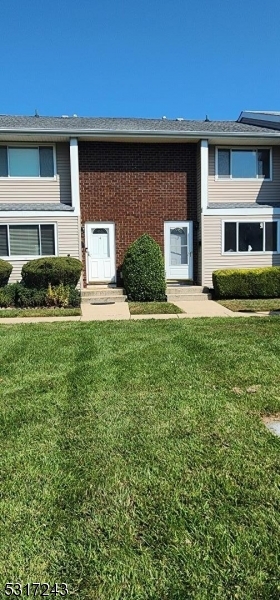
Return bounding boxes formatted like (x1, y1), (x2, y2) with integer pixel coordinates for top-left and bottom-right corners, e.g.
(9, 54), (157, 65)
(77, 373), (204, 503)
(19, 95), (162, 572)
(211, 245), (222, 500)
(212, 267), (280, 299)
(0, 283), (81, 308)
(122, 234), (166, 302)
(21, 257), (82, 289)
(0, 259), (13, 287)
(0, 284), (17, 308)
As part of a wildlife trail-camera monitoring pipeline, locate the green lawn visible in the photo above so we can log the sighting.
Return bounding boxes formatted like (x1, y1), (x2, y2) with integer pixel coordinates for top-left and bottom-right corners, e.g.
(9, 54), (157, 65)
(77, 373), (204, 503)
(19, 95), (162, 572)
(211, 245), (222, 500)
(0, 307), (81, 318)
(129, 302), (183, 314)
(0, 319), (280, 599)
(218, 298), (280, 313)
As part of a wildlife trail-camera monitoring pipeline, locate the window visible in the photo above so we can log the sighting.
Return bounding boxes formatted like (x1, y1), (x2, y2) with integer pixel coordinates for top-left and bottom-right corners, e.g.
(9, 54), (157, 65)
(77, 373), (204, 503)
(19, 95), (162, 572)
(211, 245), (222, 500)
(217, 148), (271, 179)
(224, 221), (278, 253)
(0, 146), (54, 177)
(0, 224), (56, 257)
(170, 227), (188, 265)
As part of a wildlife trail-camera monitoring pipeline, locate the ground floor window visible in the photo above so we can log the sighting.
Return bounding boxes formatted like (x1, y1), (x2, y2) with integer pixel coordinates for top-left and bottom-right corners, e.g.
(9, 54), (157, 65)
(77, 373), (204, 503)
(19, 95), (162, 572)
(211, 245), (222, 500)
(223, 221), (278, 253)
(0, 224), (56, 257)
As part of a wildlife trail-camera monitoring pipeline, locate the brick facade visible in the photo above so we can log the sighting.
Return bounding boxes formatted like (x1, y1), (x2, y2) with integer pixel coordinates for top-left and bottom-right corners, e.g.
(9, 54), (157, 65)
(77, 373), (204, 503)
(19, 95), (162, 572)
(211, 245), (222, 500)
(79, 142), (198, 285)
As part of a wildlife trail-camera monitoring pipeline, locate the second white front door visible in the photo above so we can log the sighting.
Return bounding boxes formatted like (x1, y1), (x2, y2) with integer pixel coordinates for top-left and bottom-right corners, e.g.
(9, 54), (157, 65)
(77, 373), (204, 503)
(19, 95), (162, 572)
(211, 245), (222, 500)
(86, 223), (116, 283)
(164, 221), (193, 280)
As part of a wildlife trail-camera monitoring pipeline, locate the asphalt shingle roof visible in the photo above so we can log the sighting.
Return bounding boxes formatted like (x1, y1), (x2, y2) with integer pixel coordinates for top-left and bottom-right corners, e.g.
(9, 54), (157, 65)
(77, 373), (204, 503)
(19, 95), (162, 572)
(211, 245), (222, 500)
(0, 115), (279, 134)
(0, 203), (74, 211)
(208, 202), (280, 209)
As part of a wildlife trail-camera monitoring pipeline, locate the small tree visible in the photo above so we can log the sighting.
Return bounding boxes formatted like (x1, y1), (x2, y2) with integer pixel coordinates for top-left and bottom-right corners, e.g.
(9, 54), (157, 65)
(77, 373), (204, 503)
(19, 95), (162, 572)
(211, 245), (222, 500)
(122, 234), (166, 301)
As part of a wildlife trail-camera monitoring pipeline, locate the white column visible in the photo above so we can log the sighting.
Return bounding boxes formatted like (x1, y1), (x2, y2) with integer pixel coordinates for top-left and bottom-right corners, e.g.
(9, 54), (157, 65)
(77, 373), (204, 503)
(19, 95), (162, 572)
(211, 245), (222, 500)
(200, 140), (208, 212)
(70, 138), (80, 215)
(200, 140), (208, 287)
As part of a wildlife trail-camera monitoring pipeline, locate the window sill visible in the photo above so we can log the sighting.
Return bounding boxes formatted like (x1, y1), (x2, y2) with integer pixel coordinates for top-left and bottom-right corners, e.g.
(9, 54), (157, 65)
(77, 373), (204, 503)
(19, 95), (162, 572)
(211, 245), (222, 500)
(0, 255), (57, 260)
(222, 251), (278, 256)
(215, 177), (272, 182)
(0, 176), (58, 181)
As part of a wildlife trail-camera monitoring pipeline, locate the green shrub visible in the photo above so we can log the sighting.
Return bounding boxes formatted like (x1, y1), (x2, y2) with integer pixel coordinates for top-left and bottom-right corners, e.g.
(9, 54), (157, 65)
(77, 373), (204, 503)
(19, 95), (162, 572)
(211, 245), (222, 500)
(122, 234), (166, 301)
(68, 286), (81, 307)
(15, 284), (47, 308)
(0, 282), (81, 308)
(0, 284), (17, 308)
(0, 259), (13, 287)
(21, 256), (82, 289)
(46, 283), (70, 308)
(212, 267), (280, 299)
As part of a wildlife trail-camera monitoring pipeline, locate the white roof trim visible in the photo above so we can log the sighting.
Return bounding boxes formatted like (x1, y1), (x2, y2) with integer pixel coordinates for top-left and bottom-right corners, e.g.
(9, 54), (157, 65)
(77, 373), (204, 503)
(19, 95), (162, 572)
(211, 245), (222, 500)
(204, 207), (280, 216)
(0, 129), (280, 141)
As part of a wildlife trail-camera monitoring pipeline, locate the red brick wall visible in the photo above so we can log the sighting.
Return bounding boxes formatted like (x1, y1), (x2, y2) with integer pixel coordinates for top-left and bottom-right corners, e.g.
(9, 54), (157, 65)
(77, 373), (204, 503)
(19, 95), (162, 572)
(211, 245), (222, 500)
(79, 142), (198, 285)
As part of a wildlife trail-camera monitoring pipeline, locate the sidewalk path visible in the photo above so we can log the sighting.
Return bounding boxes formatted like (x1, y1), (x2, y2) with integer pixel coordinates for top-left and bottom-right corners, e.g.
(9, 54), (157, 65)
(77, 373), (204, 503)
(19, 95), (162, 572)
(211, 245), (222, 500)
(0, 301), (275, 324)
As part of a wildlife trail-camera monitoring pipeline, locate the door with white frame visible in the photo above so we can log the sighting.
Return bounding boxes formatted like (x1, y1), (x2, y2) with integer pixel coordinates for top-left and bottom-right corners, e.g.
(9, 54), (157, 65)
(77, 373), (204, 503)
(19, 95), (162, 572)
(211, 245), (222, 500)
(164, 221), (193, 280)
(86, 223), (116, 283)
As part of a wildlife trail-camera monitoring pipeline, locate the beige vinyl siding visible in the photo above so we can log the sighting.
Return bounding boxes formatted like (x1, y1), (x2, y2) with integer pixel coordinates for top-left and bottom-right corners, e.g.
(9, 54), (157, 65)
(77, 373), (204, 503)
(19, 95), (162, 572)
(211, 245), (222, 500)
(203, 214), (280, 287)
(208, 145), (280, 203)
(0, 143), (71, 205)
(196, 143), (202, 284)
(56, 143), (71, 205)
(0, 215), (79, 282)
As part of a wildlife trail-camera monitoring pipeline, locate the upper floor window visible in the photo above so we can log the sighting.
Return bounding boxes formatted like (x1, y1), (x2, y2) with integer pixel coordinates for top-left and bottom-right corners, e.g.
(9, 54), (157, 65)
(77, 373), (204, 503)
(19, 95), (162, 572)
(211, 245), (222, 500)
(0, 146), (55, 178)
(217, 148), (271, 180)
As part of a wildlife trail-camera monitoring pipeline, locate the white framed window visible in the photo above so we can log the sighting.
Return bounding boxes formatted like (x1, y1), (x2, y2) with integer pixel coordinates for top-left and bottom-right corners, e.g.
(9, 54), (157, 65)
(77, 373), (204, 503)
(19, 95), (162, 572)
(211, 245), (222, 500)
(223, 221), (279, 254)
(0, 145), (55, 178)
(0, 224), (57, 258)
(216, 148), (272, 180)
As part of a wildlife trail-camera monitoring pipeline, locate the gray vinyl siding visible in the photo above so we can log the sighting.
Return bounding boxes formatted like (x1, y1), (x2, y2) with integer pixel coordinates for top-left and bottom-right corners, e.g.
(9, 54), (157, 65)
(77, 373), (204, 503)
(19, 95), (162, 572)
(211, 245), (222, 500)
(0, 215), (79, 282)
(0, 143), (71, 205)
(208, 145), (280, 203)
(240, 117), (280, 131)
(202, 214), (280, 287)
(196, 143), (202, 284)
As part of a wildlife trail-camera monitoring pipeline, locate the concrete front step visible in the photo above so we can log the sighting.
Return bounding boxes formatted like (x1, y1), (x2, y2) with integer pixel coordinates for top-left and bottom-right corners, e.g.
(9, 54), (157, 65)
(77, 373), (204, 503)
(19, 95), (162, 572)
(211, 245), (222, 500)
(82, 288), (126, 297)
(167, 293), (212, 302)
(166, 285), (208, 294)
(82, 295), (127, 304)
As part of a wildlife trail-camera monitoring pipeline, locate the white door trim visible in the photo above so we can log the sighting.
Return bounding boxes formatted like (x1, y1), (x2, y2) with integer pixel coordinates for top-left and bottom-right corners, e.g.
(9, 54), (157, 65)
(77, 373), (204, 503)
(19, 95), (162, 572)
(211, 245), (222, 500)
(85, 222), (116, 283)
(164, 221), (193, 280)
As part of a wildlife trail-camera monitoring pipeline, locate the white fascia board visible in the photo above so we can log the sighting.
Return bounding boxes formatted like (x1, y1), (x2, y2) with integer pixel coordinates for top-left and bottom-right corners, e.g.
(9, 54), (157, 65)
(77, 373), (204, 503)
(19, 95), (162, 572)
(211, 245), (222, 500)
(0, 211), (77, 218)
(1, 128), (280, 140)
(204, 207), (280, 216)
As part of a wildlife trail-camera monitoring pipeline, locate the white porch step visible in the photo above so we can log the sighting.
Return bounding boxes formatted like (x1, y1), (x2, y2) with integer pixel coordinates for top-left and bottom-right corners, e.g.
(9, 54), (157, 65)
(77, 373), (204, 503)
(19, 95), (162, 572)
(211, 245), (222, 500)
(166, 285), (208, 294)
(81, 286), (127, 304)
(167, 285), (211, 302)
(82, 288), (125, 297)
(82, 295), (127, 304)
(167, 293), (212, 302)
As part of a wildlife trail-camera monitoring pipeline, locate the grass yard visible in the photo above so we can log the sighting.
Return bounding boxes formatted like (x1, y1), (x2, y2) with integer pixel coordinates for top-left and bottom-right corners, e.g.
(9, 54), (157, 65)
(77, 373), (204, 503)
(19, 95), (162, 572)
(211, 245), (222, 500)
(129, 301), (183, 314)
(218, 298), (280, 313)
(0, 319), (280, 599)
(0, 307), (81, 318)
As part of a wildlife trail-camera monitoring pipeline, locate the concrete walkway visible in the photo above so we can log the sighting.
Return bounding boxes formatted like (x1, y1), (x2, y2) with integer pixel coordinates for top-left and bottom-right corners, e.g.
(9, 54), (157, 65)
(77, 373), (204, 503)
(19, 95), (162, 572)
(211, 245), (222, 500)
(0, 301), (276, 324)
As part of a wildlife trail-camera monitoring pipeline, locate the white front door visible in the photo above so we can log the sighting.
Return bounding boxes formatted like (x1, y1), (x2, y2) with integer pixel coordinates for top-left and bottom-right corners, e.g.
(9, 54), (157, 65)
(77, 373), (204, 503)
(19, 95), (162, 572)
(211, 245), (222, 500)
(164, 221), (193, 280)
(86, 223), (116, 283)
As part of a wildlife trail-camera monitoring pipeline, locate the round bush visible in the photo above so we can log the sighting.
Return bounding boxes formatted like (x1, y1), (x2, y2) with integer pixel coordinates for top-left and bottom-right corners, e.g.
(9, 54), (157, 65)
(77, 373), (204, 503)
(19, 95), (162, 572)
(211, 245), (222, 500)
(0, 259), (13, 287)
(21, 257), (82, 289)
(122, 234), (166, 302)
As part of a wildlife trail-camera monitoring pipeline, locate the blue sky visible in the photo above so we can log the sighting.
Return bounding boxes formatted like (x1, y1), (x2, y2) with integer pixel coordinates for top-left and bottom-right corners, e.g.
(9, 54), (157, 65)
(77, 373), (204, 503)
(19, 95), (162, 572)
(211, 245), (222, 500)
(1, 0), (280, 120)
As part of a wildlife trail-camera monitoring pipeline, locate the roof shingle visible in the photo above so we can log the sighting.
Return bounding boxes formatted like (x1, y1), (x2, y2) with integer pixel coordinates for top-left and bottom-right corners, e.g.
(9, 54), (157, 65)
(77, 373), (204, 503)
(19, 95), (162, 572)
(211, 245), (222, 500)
(0, 115), (279, 134)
